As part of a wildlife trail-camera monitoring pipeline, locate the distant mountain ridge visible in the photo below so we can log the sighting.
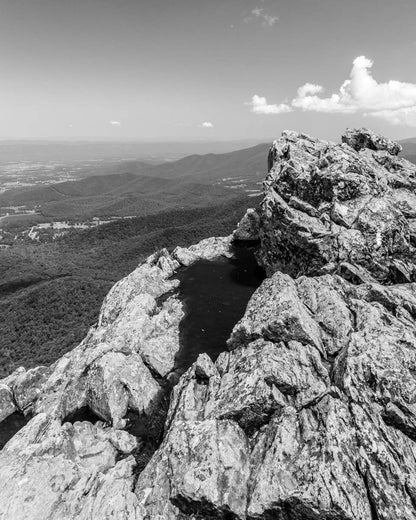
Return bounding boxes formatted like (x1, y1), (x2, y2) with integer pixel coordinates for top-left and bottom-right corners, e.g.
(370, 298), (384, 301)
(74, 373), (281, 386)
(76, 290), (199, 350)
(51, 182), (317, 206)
(141, 142), (269, 182)
(0, 143), (269, 220)
(0, 139), (269, 163)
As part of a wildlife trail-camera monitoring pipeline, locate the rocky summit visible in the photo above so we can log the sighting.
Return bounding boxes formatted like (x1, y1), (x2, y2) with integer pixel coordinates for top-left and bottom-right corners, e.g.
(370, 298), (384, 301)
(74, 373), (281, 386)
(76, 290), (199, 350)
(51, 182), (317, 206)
(1, 128), (416, 520)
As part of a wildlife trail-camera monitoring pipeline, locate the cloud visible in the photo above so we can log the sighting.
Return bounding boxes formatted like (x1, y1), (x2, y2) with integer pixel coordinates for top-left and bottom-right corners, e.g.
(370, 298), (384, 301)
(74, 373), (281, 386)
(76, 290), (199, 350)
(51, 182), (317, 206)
(296, 83), (324, 98)
(246, 95), (292, 115)
(369, 107), (416, 126)
(244, 7), (278, 27)
(110, 120), (121, 126)
(200, 121), (214, 128)
(247, 56), (416, 126)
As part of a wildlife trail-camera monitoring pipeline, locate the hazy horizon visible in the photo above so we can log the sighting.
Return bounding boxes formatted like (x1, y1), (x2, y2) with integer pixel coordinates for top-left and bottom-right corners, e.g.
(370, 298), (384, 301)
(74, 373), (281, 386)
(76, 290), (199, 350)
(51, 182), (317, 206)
(2, 0), (416, 142)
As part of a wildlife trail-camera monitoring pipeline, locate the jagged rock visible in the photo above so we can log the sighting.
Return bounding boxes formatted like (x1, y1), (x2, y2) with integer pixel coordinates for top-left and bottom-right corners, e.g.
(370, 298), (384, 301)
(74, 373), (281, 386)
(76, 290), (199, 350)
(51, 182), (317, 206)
(187, 235), (234, 260)
(247, 397), (371, 519)
(172, 236), (234, 267)
(0, 413), (144, 520)
(0, 384), (16, 423)
(137, 418), (250, 519)
(172, 246), (199, 266)
(342, 127), (403, 155)
(233, 208), (261, 241)
(133, 136), (416, 519)
(13, 365), (51, 413)
(31, 259), (180, 423)
(135, 268), (416, 519)
(260, 128), (416, 281)
(0, 234), (237, 519)
(0, 366), (50, 421)
(227, 271), (325, 355)
(84, 352), (161, 428)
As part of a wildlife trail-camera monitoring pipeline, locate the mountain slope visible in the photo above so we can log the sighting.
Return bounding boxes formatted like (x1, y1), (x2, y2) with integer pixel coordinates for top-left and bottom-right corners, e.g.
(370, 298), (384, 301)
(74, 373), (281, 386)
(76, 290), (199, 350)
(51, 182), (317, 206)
(0, 143), (270, 219)
(142, 142), (269, 182)
(0, 173), (245, 220)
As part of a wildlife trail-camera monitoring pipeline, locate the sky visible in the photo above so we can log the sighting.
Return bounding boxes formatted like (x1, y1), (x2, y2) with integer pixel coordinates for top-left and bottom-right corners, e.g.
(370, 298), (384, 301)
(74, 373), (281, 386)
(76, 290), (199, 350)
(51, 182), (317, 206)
(1, 0), (416, 141)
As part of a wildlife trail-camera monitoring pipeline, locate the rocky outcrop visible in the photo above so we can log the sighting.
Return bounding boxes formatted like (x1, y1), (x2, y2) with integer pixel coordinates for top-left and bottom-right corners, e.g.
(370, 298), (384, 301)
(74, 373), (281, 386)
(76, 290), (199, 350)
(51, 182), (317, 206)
(0, 414), (142, 520)
(233, 208), (261, 241)
(0, 237), (235, 427)
(0, 235), (235, 519)
(261, 128), (416, 282)
(134, 272), (416, 519)
(2, 128), (416, 520)
(132, 129), (416, 520)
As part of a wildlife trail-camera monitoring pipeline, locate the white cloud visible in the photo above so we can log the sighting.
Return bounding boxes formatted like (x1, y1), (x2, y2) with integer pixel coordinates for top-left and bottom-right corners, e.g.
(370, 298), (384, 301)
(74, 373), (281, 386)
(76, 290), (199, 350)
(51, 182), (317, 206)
(296, 83), (324, 98)
(200, 121), (214, 128)
(369, 107), (416, 126)
(244, 7), (278, 27)
(247, 94), (292, 115)
(110, 120), (121, 126)
(247, 56), (416, 126)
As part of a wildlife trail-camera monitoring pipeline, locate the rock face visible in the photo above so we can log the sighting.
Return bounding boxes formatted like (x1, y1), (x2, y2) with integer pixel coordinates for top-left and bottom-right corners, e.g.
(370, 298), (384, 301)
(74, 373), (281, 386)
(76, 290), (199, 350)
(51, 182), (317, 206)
(261, 128), (416, 282)
(2, 128), (416, 520)
(133, 129), (416, 520)
(135, 274), (416, 520)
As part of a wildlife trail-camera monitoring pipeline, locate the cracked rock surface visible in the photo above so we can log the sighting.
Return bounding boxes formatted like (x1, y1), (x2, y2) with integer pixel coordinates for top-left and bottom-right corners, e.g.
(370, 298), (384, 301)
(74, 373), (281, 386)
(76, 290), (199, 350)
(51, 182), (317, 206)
(135, 272), (416, 519)
(261, 127), (416, 282)
(0, 236), (235, 520)
(133, 130), (416, 520)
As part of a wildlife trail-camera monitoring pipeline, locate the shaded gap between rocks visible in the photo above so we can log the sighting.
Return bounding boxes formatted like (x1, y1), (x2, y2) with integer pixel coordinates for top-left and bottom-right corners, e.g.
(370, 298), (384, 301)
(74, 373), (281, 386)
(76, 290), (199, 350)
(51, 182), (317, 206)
(63, 406), (103, 425)
(171, 243), (265, 381)
(129, 243), (265, 478)
(0, 411), (32, 449)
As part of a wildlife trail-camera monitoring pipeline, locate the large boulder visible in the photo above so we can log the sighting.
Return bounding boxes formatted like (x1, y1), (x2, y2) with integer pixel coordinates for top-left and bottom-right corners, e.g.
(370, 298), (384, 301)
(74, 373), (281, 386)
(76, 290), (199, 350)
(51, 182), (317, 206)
(135, 270), (416, 520)
(259, 128), (416, 282)
(0, 413), (144, 520)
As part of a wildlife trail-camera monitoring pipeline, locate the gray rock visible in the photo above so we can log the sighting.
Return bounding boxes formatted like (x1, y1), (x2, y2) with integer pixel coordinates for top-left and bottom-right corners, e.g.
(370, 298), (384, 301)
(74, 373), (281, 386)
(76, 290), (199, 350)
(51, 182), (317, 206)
(172, 235), (234, 267)
(0, 235), (236, 519)
(260, 128), (416, 282)
(233, 208), (261, 241)
(0, 414), (144, 520)
(187, 235), (234, 260)
(342, 127), (403, 155)
(134, 269), (416, 519)
(0, 384), (16, 423)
